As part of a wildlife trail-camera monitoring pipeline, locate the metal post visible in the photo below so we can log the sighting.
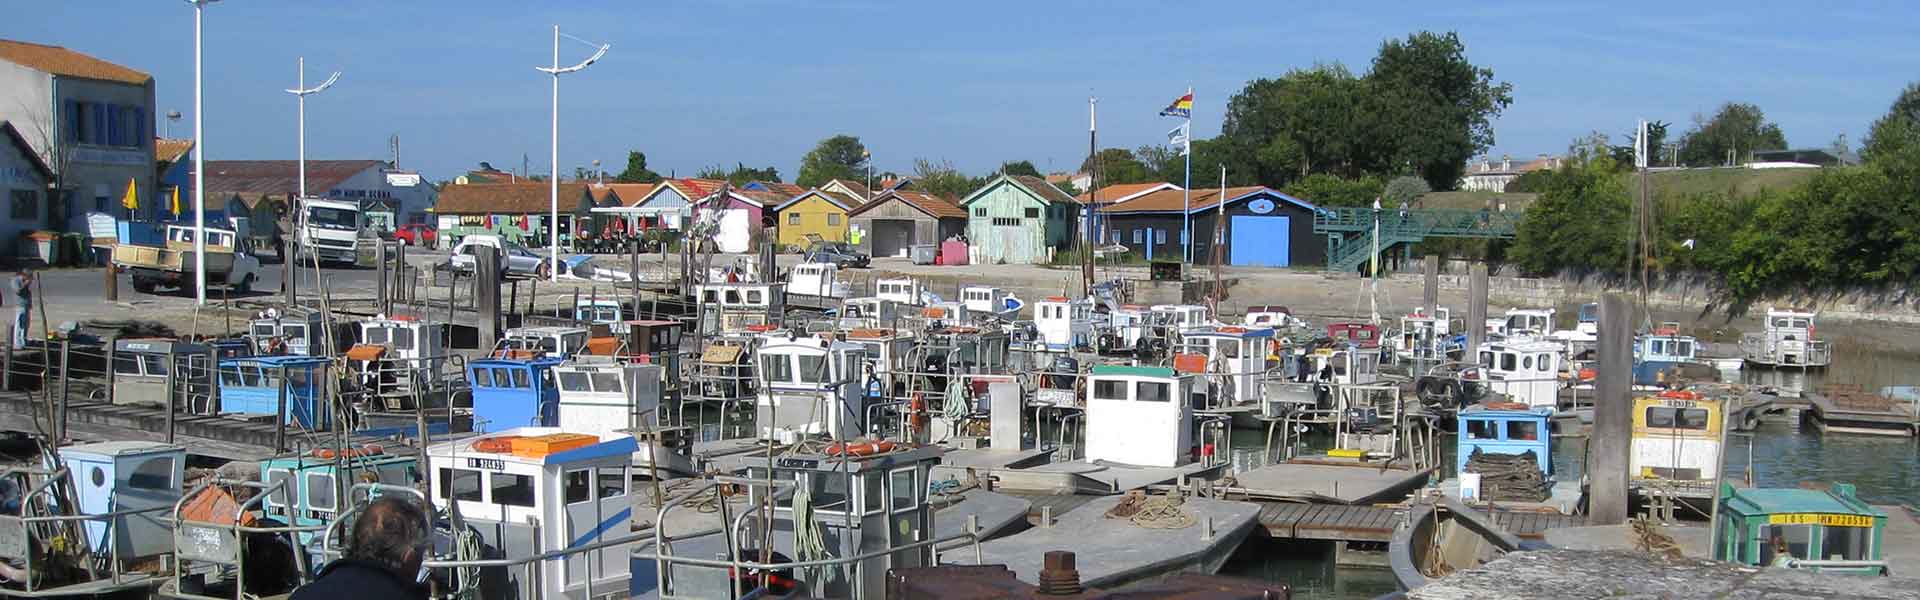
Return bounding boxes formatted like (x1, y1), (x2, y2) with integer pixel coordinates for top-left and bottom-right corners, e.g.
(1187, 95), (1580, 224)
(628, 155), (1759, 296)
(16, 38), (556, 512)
(192, 1), (206, 304)
(284, 231), (298, 305)
(395, 241), (408, 311)
(2, 327), (10, 391)
(164, 353), (177, 444)
(1465, 263), (1488, 360)
(275, 363), (289, 452)
(56, 336), (69, 442)
(375, 238), (388, 315)
(475, 248), (503, 348)
(1590, 293), (1634, 525)
(104, 338), (115, 404)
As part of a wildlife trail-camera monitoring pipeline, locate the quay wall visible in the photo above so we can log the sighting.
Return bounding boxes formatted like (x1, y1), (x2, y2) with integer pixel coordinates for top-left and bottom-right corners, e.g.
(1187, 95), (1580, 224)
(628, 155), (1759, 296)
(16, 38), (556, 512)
(1436, 269), (1920, 326)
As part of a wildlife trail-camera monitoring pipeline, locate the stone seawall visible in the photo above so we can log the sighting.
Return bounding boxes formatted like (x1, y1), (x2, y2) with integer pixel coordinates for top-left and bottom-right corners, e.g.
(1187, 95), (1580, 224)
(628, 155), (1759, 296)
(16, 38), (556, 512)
(1433, 271), (1920, 325)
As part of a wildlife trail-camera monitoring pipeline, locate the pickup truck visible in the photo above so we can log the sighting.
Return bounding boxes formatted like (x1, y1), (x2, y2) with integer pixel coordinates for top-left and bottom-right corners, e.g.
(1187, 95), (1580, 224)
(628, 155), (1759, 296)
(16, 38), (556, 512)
(447, 234), (549, 279)
(113, 224), (263, 294)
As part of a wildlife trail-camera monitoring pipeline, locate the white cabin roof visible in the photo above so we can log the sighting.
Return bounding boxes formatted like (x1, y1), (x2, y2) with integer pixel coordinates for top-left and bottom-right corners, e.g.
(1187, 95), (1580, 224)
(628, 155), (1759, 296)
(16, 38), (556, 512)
(427, 427), (636, 467)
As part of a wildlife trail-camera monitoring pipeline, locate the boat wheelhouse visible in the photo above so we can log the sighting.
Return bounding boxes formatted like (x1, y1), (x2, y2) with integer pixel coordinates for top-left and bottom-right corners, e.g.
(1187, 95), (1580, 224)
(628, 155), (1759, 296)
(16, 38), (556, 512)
(1714, 483), (1888, 575)
(426, 428), (638, 599)
(110, 338), (213, 410)
(261, 447), (418, 549)
(62, 442), (185, 565)
(1104, 304), (1166, 353)
(1575, 303), (1599, 335)
(350, 315), (451, 405)
(1634, 327), (1702, 386)
(1031, 295), (1094, 352)
(696, 282), (786, 333)
(1741, 307), (1832, 368)
(0, 442), (184, 596)
(246, 309), (329, 356)
(837, 297), (904, 330)
(1173, 326), (1275, 410)
(1474, 339), (1566, 410)
(1151, 304), (1211, 334)
(1502, 308), (1557, 339)
(1325, 322), (1381, 349)
(960, 285), (1024, 319)
(573, 297), (625, 324)
(468, 357), (564, 432)
(756, 333), (870, 443)
(1630, 390), (1726, 507)
(496, 326), (590, 360)
(841, 327), (916, 397)
(789, 262), (853, 299)
(874, 277), (929, 306)
(1305, 345), (1381, 387)
(1086, 366), (1200, 468)
(1396, 307), (1461, 363)
(217, 355), (332, 430)
(1245, 305), (1306, 329)
(1455, 405), (1555, 503)
(552, 360), (690, 477)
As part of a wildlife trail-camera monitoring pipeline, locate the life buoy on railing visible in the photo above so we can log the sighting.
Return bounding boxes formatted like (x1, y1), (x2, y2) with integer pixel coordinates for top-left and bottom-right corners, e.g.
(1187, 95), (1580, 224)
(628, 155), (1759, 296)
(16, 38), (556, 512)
(906, 393), (928, 433)
(470, 436), (521, 453)
(824, 439), (898, 457)
(1657, 390), (1703, 401)
(312, 444), (384, 460)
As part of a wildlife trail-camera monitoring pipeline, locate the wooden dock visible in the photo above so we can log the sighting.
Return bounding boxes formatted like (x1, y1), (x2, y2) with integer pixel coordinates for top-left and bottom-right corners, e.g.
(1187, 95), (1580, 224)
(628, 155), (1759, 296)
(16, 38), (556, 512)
(1009, 492), (1584, 544)
(1805, 385), (1919, 437)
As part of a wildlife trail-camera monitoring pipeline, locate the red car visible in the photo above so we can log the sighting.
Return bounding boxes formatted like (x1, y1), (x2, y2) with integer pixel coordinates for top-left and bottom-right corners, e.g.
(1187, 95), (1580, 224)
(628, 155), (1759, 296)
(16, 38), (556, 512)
(395, 223), (437, 246)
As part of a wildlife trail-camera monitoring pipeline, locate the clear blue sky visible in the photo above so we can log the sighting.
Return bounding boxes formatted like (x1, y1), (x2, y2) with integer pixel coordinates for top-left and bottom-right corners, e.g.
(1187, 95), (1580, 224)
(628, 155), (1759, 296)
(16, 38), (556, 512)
(6, 1), (1914, 182)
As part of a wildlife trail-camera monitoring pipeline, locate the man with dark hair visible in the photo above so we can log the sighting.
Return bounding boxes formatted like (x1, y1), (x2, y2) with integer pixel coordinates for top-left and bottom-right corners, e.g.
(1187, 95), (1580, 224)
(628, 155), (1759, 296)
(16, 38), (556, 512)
(291, 496), (429, 600)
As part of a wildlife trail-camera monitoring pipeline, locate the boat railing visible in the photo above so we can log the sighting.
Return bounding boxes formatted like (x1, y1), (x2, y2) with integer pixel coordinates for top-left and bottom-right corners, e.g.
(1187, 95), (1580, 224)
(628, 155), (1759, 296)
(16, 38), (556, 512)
(162, 477), (327, 600)
(646, 479), (985, 600)
(1780, 558), (1888, 574)
(0, 465), (165, 597)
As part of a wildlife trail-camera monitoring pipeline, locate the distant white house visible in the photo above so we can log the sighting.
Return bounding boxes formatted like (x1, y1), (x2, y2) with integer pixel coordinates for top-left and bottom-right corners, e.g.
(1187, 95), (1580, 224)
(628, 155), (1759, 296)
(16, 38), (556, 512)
(1458, 154), (1562, 192)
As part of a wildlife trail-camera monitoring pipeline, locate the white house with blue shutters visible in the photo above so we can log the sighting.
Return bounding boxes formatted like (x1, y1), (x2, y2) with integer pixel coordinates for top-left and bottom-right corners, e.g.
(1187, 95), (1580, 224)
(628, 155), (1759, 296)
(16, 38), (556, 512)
(0, 39), (158, 234)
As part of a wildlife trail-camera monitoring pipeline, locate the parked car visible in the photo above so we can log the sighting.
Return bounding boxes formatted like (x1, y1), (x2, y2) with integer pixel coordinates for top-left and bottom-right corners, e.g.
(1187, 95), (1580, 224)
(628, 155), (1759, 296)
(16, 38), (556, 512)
(802, 241), (870, 268)
(447, 234), (549, 279)
(395, 223), (437, 247)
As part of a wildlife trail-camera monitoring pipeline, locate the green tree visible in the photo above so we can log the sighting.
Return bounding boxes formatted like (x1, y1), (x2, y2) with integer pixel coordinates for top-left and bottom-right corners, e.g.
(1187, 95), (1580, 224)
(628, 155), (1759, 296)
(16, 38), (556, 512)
(796, 135), (868, 187)
(614, 151), (662, 183)
(1677, 103), (1788, 167)
(695, 163), (781, 186)
(1280, 173), (1383, 208)
(997, 160), (1042, 178)
(1508, 152), (1631, 276)
(1134, 143), (1183, 183)
(1363, 31), (1514, 190)
(911, 158), (981, 200)
(1221, 64), (1364, 185)
(1079, 148), (1155, 185)
(1863, 82), (1920, 166)
(1382, 175), (1430, 206)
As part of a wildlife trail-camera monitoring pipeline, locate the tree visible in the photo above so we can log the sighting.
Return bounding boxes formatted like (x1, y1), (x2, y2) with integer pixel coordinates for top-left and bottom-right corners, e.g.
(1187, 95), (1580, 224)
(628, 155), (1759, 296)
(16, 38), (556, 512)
(997, 160), (1042, 178)
(1508, 152), (1631, 276)
(796, 135), (868, 187)
(1863, 82), (1920, 166)
(1223, 64), (1365, 185)
(1382, 175), (1430, 206)
(614, 151), (661, 183)
(1281, 174), (1383, 208)
(1078, 148), (1154, 185)
(696, 163), (781, 186)
(1677, 103), (1787, 167)
(911, 158), (980, 200)
(1363, 31), (1514, 190)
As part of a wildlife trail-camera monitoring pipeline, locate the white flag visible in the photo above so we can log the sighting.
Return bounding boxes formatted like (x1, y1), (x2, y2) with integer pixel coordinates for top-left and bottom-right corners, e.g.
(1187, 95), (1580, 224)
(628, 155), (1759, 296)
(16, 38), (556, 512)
(1168, 122), (1190, 155)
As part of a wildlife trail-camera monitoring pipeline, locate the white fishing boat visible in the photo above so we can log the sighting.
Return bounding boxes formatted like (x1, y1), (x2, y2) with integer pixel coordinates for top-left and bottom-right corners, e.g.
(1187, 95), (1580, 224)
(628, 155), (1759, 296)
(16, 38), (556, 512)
(1741, 307), (1832, 368)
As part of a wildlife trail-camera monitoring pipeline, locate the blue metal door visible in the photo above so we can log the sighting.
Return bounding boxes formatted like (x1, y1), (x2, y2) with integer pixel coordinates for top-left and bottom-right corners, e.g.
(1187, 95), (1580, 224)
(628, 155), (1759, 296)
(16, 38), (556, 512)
(1230, 215), (1290, 266)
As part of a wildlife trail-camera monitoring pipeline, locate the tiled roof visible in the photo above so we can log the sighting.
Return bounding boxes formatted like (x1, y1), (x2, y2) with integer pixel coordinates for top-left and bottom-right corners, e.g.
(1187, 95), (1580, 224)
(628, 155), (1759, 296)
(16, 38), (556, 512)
(1076, 182), (1178, 204)
(1012, 175), (1078, 204)
(733, 190), (785, 208)
(751, 181), (805, 197)
(663, 178), (728, 201)
(0, 39), (151, 85)
(154, 138), (193, 165)
(1100, 186), (1315, 214)
(436, 183), (589, 214)
(852, 190), (966, 219)
(204, 160), (385, 197)
(775, 189), (864, 212)
(1, 121), (53, 182)
(823, 178), (872, 199)
(600, 183), (655, 207)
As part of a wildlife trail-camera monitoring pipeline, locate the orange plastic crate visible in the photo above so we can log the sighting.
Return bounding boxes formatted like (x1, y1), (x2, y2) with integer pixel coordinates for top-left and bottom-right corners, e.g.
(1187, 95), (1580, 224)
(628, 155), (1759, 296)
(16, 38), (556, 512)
(510, 433), (597, 458)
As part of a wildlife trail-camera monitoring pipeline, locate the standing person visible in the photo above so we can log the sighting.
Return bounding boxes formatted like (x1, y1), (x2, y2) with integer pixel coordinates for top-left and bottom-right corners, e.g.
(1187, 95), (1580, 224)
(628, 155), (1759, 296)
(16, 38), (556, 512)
(289, 496), (429, 600)
(10, 270), (31, 350)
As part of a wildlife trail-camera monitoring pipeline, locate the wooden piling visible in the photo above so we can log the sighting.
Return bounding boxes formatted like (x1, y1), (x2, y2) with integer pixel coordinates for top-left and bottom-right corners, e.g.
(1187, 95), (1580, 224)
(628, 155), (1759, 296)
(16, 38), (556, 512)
(475, 248), (503, 348)
(1465, 263), (1488, 360)
(1589, 293), (1634, 525)
(1422, 255), (1439, 310)
(375, 238), (389, 316)
(284, 238), (298, 305)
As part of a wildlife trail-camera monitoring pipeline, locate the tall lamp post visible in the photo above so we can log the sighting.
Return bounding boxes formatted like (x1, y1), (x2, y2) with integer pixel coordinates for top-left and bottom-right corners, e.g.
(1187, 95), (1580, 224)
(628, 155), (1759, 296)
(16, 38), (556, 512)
(184, 0), (220, 304)
(535, 25), (609, 281)
(284, 57), (340, 200)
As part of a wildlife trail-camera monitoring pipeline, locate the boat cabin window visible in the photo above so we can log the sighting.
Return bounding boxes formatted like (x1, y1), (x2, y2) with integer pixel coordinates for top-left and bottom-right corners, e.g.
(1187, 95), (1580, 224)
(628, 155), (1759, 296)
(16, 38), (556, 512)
(265, 468), (293, 508)
(1500, 353), (1517, 372)
(591, 371), (622, 391)
(890, 468), (917, 512)
(1465, 420), (1496, 440)
(1671, 340), (1692, 357)
(805, 471), (858, 513)
(472, 368), (494, 387)
(1507, 420), (1540, 441)
(511, 368), (530, 388)
(1332, 354), (1350, 377)
(143, 354), (170, 376)
(1760, 524), (1814, 564)
(1136, 381), (1172, 403)
(438, 468), (483, 502)
(1522, 355), (1533, 370)
(366, 328), (390, 345)
(113, 353), (141, 375)
(284, 324), (307, 339)
(252, 323), (276, 336)
(1093, 379), (1127, 401)
(565, 470), (591, 504)
(747, 290), (764, 304)
(798, 354), (829, 383)
(1214, 338), (1241, 359)
(1536, 354), (1553, 373)
(725, 290), (742, 304)
(702, 290), (719, 303)
(306, 472), (336, 519)
(1478, 351), (1493, 368)
(558, 371), (589, 392)
(1822, 524), (1872, 560)
(490, 473), (536, 507)
(128, 456), (175, 490)
(1646, 406), (1711, 430)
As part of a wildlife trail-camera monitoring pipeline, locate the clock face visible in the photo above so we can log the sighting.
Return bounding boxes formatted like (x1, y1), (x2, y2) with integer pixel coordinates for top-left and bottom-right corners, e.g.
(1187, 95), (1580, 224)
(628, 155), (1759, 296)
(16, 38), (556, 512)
(1249, 199), (1276, 214)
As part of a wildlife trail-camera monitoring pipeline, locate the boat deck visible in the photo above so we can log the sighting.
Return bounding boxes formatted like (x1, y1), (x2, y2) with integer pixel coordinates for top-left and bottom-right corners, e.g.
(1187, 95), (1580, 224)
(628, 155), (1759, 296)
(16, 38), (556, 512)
(1225, 460), (1435, 504)
(978, 459), (1228, 495)
(930, 489), (1034, 549)
(1009, 492), (1583, 543)
(945, 494), (1261, 588)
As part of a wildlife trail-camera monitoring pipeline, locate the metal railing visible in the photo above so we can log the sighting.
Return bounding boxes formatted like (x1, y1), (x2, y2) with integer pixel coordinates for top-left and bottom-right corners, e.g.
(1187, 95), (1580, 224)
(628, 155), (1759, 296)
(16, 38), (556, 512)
(160, 477), (328, 600)
(0, 466), (177, 597)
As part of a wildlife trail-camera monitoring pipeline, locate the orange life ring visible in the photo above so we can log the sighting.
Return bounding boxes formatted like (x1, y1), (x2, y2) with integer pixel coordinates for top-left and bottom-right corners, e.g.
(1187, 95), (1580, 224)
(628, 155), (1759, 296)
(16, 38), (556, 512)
(825, 439), (898, 457)
(1658, 390), (1702, 400)
(312, 443), (384, 460)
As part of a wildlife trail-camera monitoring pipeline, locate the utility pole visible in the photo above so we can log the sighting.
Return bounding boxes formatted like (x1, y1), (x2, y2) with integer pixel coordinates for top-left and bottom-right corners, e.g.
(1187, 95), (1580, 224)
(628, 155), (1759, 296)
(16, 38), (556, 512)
(536, 25), (611, 282)
(1082, 96), (1097, 296)
(186, 0), (222, 305)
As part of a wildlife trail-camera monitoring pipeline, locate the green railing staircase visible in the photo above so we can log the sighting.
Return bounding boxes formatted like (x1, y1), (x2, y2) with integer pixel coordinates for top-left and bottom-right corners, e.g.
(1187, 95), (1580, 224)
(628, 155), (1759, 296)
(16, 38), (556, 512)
(1313, 207), (1523, 272)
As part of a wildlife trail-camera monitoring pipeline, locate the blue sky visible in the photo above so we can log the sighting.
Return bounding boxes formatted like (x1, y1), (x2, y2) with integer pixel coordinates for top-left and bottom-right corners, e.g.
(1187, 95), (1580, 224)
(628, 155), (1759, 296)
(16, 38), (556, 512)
(5, 1), (1915, 182)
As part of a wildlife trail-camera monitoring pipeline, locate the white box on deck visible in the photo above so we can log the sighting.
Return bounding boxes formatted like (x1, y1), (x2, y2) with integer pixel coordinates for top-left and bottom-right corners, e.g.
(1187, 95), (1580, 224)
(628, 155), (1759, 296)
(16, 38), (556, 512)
(1084, 369), (1192, 468)
(59, 441), (185, 561)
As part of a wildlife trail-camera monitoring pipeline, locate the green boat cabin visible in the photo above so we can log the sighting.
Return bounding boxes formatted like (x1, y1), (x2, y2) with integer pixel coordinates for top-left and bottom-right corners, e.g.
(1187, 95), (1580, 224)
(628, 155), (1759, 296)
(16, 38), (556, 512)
(1714, 482), (1888, 575)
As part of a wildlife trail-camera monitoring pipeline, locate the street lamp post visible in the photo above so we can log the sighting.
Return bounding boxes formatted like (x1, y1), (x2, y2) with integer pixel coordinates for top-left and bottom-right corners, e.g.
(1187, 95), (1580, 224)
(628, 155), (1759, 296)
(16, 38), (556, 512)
(284, 57), (340, 200)
(535, 25), (609, 282)
(185, 0), (220, 305)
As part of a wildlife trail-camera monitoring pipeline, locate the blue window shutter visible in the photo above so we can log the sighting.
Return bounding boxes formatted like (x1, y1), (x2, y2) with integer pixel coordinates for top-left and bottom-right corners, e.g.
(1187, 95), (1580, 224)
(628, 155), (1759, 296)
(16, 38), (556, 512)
(132, 108), (144, 147)
(107, 104), (119, 146)
(63, 100), (78, 142)
(92, 103), (107, 145)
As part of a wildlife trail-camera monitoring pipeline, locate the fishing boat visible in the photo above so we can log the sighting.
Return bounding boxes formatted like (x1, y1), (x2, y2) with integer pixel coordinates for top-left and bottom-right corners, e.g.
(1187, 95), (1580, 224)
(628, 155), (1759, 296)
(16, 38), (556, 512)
(496, 326), (592, 360)
(1388, 496), (1545, 591)
(1630, 390), (1729, 519)
(1230, 378), (1439, 505)
(1393, 306), (1463, 364)
(1176, 325), (1311, 428)
(1499, 308), (1557, 340)
(109, 338), (212, 410)
(1740, 307), (1832, 368)
(787, 262), (853, 300)
(874, 277), (933, 306)
(0, 442), (186, 597)
(348, 314), (455, 410)
(1451, 404), (1579, 512)
(1713, 482), (1889, 574)
(1633, 325), (1715, 387)
(553, 359), (692, 479)
(1026, 295), (1094, 353)
(695, 282), (785, 333)
(960, 285), (1025, 320)
(1470, 338), (1567, 411)
(468, 355), (565, 432)
(244, 308), (331, 356)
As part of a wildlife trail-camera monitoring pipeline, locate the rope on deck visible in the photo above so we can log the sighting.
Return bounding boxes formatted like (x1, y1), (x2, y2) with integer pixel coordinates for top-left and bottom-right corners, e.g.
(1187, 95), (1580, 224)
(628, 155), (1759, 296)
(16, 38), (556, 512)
(1104, 491), (1196, 529)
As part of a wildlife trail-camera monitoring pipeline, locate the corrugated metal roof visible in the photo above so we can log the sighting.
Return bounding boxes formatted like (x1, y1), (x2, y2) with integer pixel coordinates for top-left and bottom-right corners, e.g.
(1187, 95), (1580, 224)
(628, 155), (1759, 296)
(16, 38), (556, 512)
(154, 138), (194, 165)
(203, 160), (385, 197)
(436, 183), (591, 214)
(850, 190), (965, 219)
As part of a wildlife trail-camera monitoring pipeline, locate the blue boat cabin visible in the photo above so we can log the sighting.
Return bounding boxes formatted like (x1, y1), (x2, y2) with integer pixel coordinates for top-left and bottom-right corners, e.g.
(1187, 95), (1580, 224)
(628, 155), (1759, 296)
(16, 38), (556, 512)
(468, 357), (563, 432)
(218, 356), (332, 430)
(261, 449), (419, 549)
(1457, 404), (1553, 477)
(1715, 482), (1888, 575)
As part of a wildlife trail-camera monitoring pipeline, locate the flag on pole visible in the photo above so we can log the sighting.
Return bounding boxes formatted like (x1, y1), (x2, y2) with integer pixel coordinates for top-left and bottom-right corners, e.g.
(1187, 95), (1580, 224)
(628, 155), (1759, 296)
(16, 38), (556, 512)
(1158, 91), (1193, 118)
(1168, 122), (1190, 155)
(120, 178), (138, 210)
(170, 186), (182, 217)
